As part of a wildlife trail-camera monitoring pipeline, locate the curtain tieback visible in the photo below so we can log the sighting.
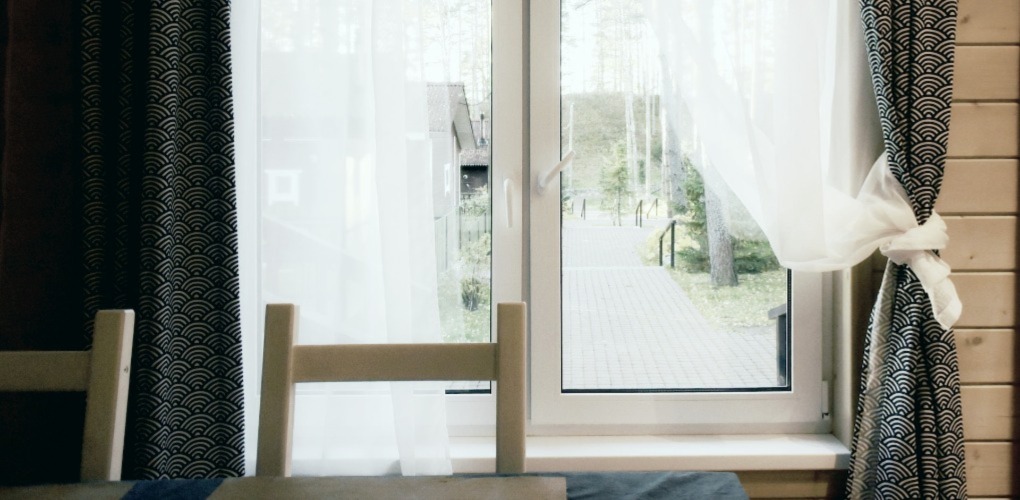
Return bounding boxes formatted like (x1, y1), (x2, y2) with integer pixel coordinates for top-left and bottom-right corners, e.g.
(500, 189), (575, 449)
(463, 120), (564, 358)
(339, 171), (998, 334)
(878, 212), (962, 329)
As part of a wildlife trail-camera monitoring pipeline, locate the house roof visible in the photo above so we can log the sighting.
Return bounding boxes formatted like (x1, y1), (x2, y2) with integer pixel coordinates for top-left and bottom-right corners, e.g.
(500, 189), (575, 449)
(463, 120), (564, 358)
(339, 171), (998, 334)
(460, 145), (489, 167)
(461, 119), (490, 167)
(426, 83), (476, 150)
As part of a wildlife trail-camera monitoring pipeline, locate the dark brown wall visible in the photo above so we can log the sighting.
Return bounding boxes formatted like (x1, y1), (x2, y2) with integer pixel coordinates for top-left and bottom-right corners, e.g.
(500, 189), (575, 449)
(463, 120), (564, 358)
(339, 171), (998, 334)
(0, 0), (84, 485)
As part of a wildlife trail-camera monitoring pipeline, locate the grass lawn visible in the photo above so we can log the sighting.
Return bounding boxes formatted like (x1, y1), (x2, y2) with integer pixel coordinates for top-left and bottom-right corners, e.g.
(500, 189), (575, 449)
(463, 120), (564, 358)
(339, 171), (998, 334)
(665, 268), (786, 331)
(640, 223), (786, 332)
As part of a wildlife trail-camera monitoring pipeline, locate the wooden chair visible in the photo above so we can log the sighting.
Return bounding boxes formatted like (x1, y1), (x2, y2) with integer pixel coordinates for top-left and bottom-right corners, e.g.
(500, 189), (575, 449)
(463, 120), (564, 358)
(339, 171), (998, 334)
(0, 310), (135, 481)
(256, 302), (527, 476)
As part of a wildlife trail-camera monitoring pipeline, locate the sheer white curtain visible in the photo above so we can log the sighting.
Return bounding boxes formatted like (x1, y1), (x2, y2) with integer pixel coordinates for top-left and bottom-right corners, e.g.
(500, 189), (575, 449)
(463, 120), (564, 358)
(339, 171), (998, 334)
(645, 0), (960, 327)
(232, 0), (452, 475)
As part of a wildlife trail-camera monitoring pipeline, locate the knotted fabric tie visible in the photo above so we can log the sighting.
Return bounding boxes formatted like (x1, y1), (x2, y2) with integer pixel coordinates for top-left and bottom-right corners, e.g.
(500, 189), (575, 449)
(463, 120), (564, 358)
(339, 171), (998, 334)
(879, 212), (962, 329)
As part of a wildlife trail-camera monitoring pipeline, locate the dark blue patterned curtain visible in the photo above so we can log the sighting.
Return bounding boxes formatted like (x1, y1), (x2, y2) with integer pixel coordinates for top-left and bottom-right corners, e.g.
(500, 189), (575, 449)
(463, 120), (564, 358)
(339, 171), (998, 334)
(848, 1), (966, 498)
(80, 0), (243, 478)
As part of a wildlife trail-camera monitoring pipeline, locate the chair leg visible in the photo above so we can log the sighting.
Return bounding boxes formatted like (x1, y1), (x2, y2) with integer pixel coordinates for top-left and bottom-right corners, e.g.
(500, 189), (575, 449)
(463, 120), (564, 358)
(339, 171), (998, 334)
(256, 304), (298, 477)
(495, 302), (527, 474)
(81, 310), (134, 481)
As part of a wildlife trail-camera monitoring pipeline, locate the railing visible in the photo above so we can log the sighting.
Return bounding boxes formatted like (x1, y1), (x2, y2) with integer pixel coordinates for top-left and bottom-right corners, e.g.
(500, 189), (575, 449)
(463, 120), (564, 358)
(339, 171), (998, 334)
(768, 304), (790, 387)
(634, 200), (643, 227)
(459, 209), (491, 248)
(645, 198), (658, 219)
(658, 219), (676, 268)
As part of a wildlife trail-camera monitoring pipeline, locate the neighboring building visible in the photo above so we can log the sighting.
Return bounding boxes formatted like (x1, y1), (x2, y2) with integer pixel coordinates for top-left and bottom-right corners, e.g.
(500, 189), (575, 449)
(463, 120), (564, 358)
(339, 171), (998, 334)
(460, 116), (490, 194)
(426, 83), (479, 272)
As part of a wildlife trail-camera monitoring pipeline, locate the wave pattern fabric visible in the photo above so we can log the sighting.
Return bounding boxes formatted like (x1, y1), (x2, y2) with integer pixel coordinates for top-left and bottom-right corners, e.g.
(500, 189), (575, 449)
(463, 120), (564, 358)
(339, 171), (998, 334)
(848, 1), (966, 498)
(80, 0), (244, 479)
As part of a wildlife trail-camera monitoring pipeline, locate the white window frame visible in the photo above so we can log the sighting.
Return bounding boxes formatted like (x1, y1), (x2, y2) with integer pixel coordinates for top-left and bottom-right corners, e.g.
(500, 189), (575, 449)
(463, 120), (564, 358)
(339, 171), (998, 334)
(445, 0), (527, 435)
(523, 0), (830, 435)
(259, 0), (837, 439)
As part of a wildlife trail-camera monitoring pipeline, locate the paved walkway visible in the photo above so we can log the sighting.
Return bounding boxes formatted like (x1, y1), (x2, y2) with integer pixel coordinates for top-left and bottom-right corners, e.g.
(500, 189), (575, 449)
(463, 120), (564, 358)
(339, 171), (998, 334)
(562, 211), (778, 390)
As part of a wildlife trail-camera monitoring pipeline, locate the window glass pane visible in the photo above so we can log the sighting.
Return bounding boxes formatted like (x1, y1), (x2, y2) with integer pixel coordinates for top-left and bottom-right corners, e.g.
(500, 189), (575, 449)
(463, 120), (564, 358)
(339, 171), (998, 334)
(418, 2), (493, 351)
(560, 0), (788, 392)
(259, 0), (491, 357)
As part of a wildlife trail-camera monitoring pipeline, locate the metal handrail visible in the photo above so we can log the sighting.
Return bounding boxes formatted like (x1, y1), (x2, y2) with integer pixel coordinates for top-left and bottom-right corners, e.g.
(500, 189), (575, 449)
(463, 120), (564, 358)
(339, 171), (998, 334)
(769, 304), (789, 387)
(645, 198), (658, 219)
(658, 219), (676, 268)
(634, 200), (643, 227)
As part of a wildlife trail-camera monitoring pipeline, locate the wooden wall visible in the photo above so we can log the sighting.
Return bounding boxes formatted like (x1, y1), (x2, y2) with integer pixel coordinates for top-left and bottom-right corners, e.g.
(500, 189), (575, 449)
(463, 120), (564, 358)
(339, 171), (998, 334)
(741, 1), (1020, 498)
(940, 0), (1018, 496)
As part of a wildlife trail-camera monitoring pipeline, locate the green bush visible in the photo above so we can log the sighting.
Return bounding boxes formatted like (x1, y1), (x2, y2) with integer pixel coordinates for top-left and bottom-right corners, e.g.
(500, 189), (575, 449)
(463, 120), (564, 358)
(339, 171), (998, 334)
(458, 233), (490, 310)
(733, 240), (779, 274)
(461, 187), (489, 216)
(438, 271), (490, 343)
(676, 246), (709, 273)
(460, 276), (485, 311)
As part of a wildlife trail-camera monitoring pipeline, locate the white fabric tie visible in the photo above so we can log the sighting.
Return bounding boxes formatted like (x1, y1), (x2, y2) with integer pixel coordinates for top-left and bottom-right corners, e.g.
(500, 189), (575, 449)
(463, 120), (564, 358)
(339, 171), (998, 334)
(879, 212), (962, 329)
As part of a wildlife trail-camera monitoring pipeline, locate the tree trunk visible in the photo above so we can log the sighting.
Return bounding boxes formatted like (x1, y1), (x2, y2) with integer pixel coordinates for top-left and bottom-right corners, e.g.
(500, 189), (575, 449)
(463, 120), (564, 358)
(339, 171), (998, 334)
(705, 186), (738, 286)
(660, 102), (669, 211)
(616, 196), (622, 226)
(644, 92), (652, 198)
(624, 92), (637, 190)
(662, 106), (685, 216)
(697, 3), (735, 286)
(657, 43), (685, 217)
(567, 102), (574, 191)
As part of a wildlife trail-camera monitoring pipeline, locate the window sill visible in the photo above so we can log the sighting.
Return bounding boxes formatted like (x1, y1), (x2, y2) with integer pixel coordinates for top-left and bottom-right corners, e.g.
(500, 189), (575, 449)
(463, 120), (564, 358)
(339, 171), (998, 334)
(450, 434), (850, 473)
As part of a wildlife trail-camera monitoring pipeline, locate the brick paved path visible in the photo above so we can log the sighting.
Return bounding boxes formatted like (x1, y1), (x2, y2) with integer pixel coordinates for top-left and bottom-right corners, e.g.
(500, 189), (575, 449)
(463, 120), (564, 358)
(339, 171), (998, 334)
(562, 212), (777, 390)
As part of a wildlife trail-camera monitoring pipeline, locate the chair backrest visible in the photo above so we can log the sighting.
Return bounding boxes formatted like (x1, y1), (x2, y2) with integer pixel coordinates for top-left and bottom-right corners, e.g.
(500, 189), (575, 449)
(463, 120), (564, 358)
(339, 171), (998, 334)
(0, 310), (135, 481)
(256, 302), (527, 476)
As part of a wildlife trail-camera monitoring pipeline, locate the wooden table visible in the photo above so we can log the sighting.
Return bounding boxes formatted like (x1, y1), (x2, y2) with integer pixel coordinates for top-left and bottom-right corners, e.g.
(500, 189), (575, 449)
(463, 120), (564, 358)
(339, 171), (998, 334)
(0, 471), (746, 499)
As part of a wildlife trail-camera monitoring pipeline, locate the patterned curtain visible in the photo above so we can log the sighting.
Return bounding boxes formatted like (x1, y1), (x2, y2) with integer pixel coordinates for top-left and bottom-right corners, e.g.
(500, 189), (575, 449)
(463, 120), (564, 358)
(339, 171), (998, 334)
(847, 1), (966, 498)
(80, 1), (244, 478)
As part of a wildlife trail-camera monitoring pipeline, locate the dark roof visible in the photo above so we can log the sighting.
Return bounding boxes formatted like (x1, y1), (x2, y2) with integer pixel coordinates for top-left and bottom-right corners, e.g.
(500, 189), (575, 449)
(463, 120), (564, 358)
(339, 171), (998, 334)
(461, 146), (489, 167)
(461, 118), (490, 167)
(426, 83), (476, 149)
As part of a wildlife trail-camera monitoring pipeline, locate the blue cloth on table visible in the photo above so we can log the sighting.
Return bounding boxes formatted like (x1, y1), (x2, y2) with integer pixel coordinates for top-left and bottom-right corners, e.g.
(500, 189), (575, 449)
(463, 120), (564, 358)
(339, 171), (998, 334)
(558, 471), (747, 500)
(467, 471), (747, 499)
(123, 479), (222, 500)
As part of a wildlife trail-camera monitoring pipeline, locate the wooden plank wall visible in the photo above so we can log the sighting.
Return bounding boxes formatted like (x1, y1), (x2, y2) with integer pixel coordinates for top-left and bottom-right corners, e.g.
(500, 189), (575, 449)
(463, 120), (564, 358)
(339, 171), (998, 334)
(742, 1), (1020, 498)
(944, 1), (1018, 496)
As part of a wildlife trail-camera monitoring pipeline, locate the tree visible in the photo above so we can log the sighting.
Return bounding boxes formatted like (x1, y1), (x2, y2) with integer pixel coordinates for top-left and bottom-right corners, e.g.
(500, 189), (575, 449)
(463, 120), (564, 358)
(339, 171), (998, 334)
(661, 97), (685, 215)
(694, 2), (736, 286)
(644, 86), (653, 198)
(704, 185), (738, 286)
(600, 143), (631, 226)
(678, 163), (730, 285)
(678, 163), (778, 282)
(624, 92), (638, 189)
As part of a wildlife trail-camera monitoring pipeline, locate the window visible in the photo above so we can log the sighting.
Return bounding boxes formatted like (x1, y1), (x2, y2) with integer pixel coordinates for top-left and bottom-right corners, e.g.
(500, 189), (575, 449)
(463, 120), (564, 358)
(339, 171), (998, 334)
(241, 0), (834, 450)
(527, 0), (826, 434)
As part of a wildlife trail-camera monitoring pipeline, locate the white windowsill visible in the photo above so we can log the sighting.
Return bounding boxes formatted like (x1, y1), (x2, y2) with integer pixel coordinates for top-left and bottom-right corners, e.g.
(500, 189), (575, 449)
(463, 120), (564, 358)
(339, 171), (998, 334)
(451, 434), (850, 473)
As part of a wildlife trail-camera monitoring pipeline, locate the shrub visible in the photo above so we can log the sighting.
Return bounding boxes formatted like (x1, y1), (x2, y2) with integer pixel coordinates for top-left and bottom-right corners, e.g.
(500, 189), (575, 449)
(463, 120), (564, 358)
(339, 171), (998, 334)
(459, 233), (491, 311)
